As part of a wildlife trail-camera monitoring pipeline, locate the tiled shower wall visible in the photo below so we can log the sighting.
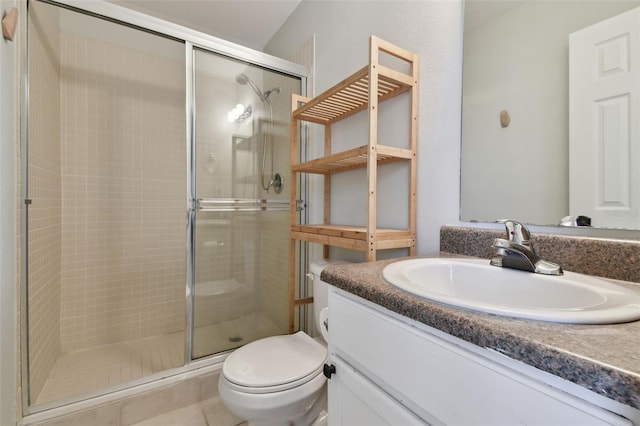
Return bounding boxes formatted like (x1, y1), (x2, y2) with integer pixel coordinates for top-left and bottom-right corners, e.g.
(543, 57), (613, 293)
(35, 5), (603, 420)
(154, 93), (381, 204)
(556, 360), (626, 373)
(280, 36), (324, 336)
(193, 70), (252, 291)
(258, 212), (289, 332)
(57, 31), (186, 352)
(256, 71), (301, 333)
(27, 3), (63, 401)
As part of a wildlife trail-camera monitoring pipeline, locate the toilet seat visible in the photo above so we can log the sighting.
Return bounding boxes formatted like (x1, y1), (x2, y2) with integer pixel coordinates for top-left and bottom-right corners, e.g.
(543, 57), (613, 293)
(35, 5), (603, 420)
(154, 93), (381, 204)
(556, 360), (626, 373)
(222, 331), (327, 394)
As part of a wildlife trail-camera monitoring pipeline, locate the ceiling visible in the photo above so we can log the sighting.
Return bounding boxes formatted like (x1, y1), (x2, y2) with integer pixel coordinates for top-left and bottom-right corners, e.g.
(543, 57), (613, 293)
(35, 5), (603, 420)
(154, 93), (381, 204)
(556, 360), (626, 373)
(111, 0), (302, 51)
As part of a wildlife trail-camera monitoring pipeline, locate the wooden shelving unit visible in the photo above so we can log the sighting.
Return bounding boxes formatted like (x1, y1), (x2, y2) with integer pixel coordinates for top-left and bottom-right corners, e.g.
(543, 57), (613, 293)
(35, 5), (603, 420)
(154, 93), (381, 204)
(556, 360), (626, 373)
(288, 36), (418, 332)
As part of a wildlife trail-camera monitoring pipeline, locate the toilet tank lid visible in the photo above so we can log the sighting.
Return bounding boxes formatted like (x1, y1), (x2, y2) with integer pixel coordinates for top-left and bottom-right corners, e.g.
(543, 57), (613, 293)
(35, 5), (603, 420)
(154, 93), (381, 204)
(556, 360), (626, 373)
(309, 259), (349, 277)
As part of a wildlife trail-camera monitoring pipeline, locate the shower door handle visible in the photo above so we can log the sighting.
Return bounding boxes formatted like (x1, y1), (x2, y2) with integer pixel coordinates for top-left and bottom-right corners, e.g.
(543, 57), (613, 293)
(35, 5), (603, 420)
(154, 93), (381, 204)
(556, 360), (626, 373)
(195, 198), (290, 212)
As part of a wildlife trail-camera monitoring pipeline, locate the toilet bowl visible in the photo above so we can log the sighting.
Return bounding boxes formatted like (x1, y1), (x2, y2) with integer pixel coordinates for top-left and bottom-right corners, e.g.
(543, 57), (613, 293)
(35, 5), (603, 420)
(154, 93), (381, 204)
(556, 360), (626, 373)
(218, 260), (343, 426)
(219, 332), (327, 426)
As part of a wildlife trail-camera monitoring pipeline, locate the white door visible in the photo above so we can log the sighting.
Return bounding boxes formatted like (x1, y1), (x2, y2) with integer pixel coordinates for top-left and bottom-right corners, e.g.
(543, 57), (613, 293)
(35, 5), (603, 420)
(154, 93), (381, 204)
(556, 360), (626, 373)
(569, 7), (640, 228)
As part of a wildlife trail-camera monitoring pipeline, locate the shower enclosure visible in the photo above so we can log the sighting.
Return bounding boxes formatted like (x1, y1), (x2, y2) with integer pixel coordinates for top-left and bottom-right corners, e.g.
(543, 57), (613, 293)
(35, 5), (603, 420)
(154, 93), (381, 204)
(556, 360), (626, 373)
(23, 0), (305, 411)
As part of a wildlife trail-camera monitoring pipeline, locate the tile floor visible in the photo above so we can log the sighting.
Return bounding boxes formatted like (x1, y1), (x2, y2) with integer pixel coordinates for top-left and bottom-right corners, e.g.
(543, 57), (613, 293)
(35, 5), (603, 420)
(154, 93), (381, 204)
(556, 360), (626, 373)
(37, 332), (185, 404)
(36, 312), (281, 404)
(130, 396), (246, 426)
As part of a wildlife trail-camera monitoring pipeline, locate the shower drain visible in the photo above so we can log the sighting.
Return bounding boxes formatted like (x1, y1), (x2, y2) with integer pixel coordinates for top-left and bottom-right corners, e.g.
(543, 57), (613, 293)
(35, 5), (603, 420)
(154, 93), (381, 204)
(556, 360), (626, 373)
(228, 336), (243, 343)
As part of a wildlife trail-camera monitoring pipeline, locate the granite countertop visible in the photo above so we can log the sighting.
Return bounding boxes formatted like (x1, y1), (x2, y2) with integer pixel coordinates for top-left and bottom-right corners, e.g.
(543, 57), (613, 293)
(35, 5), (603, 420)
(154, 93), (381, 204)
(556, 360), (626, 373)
(321, 255), (640, 410)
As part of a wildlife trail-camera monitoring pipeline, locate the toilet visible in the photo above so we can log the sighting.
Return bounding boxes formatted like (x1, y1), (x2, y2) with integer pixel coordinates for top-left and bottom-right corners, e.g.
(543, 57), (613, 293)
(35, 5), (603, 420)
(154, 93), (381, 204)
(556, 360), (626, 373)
(218, 260), (341, 426)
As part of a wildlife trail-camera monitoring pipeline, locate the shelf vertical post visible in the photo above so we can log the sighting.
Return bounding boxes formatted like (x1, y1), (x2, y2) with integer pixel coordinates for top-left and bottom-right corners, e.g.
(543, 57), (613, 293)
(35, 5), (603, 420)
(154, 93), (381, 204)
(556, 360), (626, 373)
(323, 123), (331, 260)
(409, 51), (419, 256)
(367, 36), (381, 261)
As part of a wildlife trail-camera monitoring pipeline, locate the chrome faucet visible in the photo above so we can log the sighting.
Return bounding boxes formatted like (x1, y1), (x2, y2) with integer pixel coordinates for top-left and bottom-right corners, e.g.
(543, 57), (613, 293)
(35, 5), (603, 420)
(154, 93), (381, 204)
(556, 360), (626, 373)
(490, 220), (563, 275)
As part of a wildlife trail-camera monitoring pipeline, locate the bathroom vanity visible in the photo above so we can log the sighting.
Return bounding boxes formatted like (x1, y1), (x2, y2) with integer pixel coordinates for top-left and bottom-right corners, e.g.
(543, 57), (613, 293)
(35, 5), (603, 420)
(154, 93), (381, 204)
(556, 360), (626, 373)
(322, 258), (640, 425)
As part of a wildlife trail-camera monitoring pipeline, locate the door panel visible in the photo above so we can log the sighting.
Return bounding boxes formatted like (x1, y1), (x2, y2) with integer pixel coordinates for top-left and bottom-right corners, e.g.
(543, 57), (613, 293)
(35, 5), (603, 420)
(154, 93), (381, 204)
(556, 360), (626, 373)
(191, 48), (301, 358)
(570, 7), (640, 228)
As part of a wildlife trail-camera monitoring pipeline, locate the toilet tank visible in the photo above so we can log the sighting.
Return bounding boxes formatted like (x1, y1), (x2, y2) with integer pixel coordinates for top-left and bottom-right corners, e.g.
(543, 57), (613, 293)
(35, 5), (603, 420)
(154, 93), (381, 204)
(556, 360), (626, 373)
(309, 260), (348, 339)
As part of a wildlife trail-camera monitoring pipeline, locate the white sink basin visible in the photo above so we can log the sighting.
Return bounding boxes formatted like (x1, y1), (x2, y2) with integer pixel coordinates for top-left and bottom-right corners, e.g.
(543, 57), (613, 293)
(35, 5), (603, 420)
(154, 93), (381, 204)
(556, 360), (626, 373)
(382, 258), (640, 324)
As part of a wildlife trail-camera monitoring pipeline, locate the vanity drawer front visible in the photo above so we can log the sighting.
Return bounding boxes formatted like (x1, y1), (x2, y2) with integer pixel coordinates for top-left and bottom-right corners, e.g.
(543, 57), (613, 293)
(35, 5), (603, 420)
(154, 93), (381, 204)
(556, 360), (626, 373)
(329, 290), (631, 426)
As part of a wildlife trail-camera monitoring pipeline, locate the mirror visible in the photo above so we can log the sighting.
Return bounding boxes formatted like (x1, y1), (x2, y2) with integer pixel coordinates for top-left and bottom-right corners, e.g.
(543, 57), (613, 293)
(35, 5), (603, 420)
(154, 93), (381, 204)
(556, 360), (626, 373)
(461, 0), (640, 229)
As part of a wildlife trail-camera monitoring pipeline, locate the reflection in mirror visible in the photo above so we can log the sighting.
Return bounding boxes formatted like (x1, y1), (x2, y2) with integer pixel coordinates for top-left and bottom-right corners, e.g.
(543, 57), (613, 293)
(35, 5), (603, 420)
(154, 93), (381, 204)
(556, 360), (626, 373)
(461, 0), (640, 229)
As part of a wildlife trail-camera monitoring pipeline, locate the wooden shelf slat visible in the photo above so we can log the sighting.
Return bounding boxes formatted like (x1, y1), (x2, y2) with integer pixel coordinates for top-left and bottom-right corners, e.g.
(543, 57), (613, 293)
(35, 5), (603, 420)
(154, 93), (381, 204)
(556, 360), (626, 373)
(292, 63), (414, 125)
(292, 145), (413, 175)
(291, 224), (414, 252)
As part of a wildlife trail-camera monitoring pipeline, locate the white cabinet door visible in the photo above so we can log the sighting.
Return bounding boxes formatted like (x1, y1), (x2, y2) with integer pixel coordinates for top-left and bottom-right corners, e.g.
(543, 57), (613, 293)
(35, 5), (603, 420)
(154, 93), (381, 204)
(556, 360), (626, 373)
(327, 355), (427, 426)
(569, 7), (640, 228)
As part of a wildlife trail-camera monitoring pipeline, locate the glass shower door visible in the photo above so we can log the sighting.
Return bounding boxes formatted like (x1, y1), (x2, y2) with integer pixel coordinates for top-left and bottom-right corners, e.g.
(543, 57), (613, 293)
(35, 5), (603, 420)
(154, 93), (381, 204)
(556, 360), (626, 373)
(192, 48), (301, 358)
(25, 0), (187, 406)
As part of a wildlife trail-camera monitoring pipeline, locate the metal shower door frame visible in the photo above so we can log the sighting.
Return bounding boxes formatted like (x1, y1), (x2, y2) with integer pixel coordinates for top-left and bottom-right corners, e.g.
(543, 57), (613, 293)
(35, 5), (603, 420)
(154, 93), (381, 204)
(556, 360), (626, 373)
(185, 42), (308, 363)
(21, 0), (308, 415)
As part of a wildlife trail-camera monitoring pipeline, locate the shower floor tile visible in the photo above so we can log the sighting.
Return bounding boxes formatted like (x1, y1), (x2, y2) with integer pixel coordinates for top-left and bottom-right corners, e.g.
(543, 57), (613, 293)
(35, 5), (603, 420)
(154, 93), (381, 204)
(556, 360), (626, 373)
(193, 311), (283, 359)
(36, 312), (282, 405)
(36, 332), (184, 404)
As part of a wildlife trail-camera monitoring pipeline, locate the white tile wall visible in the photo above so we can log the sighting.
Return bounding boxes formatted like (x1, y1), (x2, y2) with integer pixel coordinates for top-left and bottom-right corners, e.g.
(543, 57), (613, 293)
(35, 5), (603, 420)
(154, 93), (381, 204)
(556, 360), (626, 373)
(258, 212), (290, 332)
(58, 31), (186, 352)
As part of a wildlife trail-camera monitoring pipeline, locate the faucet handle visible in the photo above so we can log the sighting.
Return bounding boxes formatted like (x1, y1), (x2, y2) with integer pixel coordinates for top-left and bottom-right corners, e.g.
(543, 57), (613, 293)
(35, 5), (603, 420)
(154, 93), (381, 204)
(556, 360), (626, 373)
(498, 220), (531, 246)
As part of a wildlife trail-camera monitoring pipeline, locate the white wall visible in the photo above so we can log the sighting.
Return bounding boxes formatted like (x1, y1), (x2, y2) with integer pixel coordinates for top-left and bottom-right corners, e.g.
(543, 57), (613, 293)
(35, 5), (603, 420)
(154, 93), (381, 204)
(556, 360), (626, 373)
(265, 0), (464, 256)
(0, 0), (19, 422)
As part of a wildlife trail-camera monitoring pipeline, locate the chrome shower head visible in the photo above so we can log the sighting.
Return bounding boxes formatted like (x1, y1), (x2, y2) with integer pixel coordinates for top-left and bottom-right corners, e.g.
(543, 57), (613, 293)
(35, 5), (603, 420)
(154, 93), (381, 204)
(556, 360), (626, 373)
(235, 73), (267, 103)
(235, 73), (248, 84)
